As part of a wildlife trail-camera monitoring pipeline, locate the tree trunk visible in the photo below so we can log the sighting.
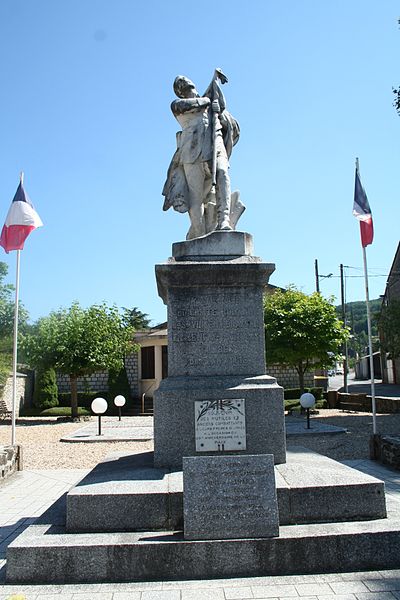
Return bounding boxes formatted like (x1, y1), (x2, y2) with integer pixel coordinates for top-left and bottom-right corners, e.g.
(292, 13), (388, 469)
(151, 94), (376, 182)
(70, 375), (79, 421)
(298, 362), (305, 396)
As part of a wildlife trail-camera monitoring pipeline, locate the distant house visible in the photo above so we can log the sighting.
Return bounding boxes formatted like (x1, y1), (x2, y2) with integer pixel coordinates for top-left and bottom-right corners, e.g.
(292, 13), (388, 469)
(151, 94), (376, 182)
(134, 323), (168, 399)
(379, 241), (400, 384)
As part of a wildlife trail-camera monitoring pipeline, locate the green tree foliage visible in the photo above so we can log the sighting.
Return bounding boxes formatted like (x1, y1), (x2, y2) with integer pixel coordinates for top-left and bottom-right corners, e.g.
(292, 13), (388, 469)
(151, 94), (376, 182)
(0, 262), (29, 343)
(122, 306), (151, 330)
(22, 302), (137, 419)
(107, 366), (131, 405)
(393, 19), (400, 115)
(33, 367), (58, 410)
(264, 287), (348, 393)
(336, 298), (381, 358)
(378, 299), (400, 359)
(0, 262), (29, 391)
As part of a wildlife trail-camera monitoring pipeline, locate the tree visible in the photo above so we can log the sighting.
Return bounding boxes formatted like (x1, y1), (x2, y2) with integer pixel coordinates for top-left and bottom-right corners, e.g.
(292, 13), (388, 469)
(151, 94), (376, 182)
(0, 262), (28, 342)
(121, 306), (151, 330)
(378, 299), (400, 359)
(393, 19), (400, 115)
(264, 287), (348, 393)
(22, 302), (137, 419)
(33, 367), (58, 410)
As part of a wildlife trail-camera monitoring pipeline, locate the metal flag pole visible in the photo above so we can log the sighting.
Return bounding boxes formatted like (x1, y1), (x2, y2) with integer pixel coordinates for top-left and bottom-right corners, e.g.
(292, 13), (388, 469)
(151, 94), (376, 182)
(362, 244), (377, 434)
(11, 172), (23, 446)
(356, 158), (377, 434)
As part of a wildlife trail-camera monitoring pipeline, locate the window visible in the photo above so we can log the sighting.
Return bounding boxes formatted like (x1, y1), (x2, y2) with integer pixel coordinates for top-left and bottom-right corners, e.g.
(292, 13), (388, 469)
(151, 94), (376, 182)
(141, 346), (155, 379)
(162, 345), (168, 379)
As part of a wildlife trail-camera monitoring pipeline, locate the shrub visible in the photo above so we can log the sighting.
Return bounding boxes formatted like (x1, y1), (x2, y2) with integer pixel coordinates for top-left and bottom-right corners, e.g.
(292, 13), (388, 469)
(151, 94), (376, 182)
(34, 367), (58, 410)
(0, 351), (12, 394)
(284, 387), (323, 401)
(107, 366), (131, 403)
(58, 391), (107, 408)
(40, 406), (91, 417)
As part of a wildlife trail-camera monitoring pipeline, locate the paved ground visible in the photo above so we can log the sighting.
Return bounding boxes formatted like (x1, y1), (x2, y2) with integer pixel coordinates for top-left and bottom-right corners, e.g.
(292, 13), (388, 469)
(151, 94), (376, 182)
(1, 459), (400, 599)
(329, 374), (400, 397)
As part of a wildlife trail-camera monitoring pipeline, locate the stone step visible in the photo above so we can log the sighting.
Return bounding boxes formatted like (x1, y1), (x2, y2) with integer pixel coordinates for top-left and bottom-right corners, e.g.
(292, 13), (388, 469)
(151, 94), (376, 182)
(6, 499), (400, 584)
(64, 448), (386, 533)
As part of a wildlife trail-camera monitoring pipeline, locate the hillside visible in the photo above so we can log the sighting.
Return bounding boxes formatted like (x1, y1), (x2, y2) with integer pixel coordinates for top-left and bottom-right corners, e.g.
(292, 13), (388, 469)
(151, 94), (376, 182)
(336, 298), (381, 336)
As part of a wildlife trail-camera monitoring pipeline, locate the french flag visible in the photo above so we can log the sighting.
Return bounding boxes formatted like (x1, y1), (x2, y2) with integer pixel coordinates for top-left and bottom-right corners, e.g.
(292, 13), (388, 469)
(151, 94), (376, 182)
(0, 181), (43, 253)
(353, 165), (373, 248)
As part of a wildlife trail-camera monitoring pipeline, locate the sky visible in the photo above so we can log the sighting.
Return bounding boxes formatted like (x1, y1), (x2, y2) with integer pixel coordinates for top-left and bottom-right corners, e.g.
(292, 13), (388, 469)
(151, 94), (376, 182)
(0, 1), (399, 326)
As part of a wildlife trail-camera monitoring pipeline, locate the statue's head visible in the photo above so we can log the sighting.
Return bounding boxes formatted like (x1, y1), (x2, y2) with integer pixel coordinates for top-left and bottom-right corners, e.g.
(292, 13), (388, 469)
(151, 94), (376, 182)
(173, 76), (198, 99)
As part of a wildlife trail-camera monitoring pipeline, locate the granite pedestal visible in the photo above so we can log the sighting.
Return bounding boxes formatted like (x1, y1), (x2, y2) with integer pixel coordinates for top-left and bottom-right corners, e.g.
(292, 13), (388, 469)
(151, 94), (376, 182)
(154, 231), (286, 468)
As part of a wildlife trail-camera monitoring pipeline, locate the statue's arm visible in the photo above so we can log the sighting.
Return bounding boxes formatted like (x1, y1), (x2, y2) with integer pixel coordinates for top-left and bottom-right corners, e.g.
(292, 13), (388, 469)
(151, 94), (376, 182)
(171, 97), (210, 116)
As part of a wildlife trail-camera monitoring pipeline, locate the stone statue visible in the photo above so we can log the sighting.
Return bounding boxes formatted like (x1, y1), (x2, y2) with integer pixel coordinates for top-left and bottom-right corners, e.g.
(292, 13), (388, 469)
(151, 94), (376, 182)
(162, 69), (245, 240)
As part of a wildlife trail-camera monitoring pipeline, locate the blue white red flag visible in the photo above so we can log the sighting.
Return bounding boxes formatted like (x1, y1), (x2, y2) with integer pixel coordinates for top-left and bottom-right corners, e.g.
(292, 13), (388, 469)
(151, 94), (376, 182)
(0, 182), (43, 253)
(353, 166), (373, 247)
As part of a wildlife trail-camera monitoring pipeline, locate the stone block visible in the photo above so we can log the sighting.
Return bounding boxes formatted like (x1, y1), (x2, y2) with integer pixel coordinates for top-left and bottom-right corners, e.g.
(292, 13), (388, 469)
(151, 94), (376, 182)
(66, 452), (183, 532)
(276, 446), (386, 523)
(183, 454), (279, 540)
(172, 230), (254, 261)
(154, 374), (286, 468)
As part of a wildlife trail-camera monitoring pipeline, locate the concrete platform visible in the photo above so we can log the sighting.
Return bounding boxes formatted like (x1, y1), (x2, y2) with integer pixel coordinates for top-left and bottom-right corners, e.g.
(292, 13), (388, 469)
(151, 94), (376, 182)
(60, 416), (153, 443)
(64, 448), (386, 533)
(6, 447), (394, 584)
(6, 495), (400, 584)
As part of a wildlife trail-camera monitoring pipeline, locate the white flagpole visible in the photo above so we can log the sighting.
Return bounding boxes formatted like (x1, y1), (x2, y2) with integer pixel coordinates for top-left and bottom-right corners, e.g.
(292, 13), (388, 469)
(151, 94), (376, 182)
(356, 158), (377, 434)
(11, 172), (23, 446)
(362, 246), (377, 434)
(11, 250), (21, 446)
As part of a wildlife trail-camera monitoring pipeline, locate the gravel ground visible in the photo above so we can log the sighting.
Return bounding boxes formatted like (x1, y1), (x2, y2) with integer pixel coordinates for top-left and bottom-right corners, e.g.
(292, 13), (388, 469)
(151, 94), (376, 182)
(290, 409), (400, 461)
(0, 417), (154, 469)
(1, 410), (399, 469)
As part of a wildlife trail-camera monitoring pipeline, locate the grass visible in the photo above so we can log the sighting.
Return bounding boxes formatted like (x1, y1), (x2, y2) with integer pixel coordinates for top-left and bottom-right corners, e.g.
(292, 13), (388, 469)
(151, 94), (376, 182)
(285, 399), (328, 412)
(20, 406), (91, 417)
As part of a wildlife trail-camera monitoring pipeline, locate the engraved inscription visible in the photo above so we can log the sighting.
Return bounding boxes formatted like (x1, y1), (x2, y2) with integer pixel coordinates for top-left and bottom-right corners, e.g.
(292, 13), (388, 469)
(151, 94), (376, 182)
(195, 399), (246, 452)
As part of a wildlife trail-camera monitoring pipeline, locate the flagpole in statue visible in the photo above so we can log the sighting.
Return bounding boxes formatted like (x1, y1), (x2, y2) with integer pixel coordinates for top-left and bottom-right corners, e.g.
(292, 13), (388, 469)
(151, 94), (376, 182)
(353, 158), (376, 435)
(0, 173), (43, 446)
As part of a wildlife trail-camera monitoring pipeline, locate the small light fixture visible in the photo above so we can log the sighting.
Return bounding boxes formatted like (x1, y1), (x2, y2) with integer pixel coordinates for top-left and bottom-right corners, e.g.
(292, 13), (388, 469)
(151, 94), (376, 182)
(114, 395), (126, 421)
(91, 397), (108, 436)
(300, 393), (316, 430)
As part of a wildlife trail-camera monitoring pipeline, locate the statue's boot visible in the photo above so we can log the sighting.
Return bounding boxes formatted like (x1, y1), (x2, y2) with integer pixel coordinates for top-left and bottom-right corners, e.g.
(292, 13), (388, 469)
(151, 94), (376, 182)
(216, 199), (233, 231)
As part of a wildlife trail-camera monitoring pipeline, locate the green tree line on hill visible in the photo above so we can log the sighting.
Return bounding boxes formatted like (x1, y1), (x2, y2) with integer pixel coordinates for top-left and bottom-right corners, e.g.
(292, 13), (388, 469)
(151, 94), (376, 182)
(336, 298), (381, 358)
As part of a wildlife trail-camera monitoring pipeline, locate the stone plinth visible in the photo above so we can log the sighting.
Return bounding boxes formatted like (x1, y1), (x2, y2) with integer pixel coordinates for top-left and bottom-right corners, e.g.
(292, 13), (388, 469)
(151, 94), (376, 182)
(183, 455), (279, 540)
(154, 374), (286, 467)
(154, 233), (286, 468)
(156, 259), (273, 378)
(172, 230), (254, 261)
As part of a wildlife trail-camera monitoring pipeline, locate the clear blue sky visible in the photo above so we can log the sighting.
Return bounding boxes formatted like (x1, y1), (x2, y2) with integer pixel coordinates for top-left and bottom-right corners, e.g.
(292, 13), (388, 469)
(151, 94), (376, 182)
(0, 1), (399, 325)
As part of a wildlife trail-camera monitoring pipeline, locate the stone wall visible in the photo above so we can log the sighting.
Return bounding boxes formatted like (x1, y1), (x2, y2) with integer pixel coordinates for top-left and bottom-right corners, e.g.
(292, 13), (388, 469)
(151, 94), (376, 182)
(1, 373), (30, 416)
(336, 392), (400, 414)
(371, 435), (400, 470)
(0, 445), (22, 482)
(266, 364), (314, 389)
(56, 352), (139, 397)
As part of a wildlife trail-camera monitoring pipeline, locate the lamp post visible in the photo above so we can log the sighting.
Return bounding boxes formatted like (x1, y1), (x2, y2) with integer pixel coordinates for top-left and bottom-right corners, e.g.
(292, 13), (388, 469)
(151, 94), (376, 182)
(114, 395), (126, 421)
(91, 397), (108, 436)
(300, 393), (315, 430)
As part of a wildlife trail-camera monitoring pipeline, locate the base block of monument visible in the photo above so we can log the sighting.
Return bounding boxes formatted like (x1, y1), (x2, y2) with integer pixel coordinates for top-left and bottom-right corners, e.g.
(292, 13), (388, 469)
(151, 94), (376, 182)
(6, 498), (400, 584)
(154, 375), (286, 468)
(64, 448), (386, 535)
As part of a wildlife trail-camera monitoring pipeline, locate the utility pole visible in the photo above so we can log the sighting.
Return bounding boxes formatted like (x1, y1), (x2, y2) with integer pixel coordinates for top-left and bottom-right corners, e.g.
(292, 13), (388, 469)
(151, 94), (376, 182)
(315, 259), (320, 293)
(340, 264), (348, 392)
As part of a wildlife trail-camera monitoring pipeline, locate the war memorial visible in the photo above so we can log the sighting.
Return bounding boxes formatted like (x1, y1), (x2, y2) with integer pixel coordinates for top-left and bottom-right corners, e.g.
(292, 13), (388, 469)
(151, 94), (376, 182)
(6, 69), (400, 583)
